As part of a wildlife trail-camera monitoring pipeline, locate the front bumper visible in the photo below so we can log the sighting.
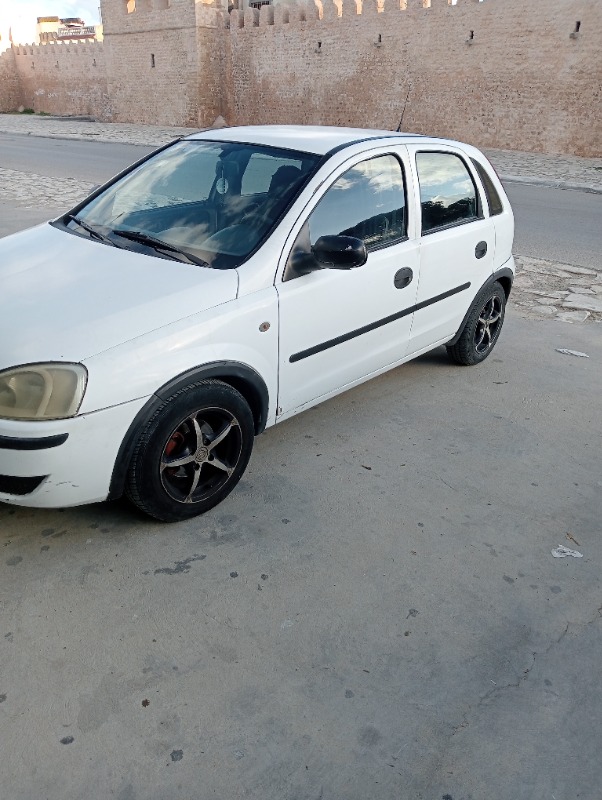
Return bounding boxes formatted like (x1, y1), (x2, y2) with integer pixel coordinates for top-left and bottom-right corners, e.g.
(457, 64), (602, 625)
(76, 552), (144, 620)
(0, 396), (149, 508)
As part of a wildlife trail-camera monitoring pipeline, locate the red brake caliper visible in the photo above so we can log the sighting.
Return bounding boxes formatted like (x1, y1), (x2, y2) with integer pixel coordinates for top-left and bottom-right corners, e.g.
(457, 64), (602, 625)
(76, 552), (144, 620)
(164, 431), (185, 472)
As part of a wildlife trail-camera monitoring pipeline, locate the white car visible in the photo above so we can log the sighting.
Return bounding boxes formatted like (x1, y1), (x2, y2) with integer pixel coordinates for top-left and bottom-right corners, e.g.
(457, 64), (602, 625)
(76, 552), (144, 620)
(0, 126), (514, 521)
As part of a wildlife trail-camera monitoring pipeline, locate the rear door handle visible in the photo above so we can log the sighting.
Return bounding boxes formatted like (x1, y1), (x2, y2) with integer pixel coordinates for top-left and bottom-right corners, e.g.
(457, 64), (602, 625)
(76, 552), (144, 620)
(475, 241), (488, 259)
(394, 267), (413, 289)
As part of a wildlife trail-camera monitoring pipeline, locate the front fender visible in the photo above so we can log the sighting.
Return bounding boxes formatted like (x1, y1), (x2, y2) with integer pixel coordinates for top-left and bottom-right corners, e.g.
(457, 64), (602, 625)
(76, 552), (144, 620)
(106, 359), (271, 501)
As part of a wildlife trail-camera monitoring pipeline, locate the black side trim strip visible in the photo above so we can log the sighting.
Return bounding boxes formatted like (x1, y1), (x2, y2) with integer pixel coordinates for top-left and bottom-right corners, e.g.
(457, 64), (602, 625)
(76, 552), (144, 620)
(0, 433), (69, 451)
(290, 282), (471, 363)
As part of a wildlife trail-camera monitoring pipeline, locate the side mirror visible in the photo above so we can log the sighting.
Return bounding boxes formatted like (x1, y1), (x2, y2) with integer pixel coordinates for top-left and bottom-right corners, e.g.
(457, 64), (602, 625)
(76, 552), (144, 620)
(312, 235), (368, 270)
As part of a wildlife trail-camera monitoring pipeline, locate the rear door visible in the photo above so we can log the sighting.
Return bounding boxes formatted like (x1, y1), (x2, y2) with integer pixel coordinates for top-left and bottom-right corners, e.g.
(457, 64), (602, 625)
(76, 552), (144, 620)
(406, 146), (495, 355)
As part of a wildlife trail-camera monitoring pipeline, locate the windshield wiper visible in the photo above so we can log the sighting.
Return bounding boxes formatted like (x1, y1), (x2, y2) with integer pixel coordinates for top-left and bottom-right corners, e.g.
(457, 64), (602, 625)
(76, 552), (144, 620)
(112, 230), (208, 267)
(66, 215), (118, 246)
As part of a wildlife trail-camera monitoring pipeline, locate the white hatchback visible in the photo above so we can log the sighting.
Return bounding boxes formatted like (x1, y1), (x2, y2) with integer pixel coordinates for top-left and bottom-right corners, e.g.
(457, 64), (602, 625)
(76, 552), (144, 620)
(0, 126), (514, 521)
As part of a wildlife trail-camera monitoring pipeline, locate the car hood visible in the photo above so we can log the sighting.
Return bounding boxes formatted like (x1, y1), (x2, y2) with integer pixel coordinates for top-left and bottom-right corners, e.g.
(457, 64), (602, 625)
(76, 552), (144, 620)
(0, 223), (239, 371)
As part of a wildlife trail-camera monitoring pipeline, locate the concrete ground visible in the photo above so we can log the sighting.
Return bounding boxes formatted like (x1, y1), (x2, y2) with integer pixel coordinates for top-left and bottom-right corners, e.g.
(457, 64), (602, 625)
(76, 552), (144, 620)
(1, 119), (601, 799)
(1, 313), (601, 800)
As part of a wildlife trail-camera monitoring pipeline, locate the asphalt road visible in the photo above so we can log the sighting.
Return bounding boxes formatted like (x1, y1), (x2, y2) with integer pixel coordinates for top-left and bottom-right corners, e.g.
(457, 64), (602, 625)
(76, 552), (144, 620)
(505, 183), (602, 270)
(0, 131), (154, 184)
(1, 132), (602, 270)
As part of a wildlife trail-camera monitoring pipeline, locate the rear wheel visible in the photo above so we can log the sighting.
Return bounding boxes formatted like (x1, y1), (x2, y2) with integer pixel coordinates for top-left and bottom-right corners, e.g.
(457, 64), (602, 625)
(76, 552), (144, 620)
(447, 282), (506, 366)
(126, 380), (254, 522)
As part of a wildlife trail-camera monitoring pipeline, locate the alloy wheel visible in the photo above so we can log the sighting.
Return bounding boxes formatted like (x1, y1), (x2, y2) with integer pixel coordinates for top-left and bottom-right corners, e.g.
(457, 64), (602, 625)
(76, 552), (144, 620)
(474, 295), (503, 355)
(160, 407), (242, 505)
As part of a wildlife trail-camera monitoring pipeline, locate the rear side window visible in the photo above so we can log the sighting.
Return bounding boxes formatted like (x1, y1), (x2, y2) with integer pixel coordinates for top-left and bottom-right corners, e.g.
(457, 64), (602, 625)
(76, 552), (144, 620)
(416, 152), (479, 233)
(471, 158), (504, 216)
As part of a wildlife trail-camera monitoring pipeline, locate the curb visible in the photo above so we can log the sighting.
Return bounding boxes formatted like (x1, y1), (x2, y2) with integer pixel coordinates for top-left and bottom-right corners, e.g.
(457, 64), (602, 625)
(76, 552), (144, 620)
(2, 130), (175, 148)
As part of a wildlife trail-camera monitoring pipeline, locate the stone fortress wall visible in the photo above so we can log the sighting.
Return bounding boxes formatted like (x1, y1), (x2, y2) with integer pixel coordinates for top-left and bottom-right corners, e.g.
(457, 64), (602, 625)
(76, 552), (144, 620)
(0, 49), (22, 112)
(9, 41), (110, 119)
(226, 0), (602, 157)
(0, 0), (600, 156)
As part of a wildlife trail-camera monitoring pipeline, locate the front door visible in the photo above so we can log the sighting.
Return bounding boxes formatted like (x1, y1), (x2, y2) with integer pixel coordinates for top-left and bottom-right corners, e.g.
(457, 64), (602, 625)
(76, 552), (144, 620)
(276, 149), (420, 418)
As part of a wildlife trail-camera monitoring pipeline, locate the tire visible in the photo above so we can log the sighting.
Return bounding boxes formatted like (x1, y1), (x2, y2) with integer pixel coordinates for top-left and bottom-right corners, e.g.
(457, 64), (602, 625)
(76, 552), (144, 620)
(125, 380), (254, 522)
(447, 281), (506, 366)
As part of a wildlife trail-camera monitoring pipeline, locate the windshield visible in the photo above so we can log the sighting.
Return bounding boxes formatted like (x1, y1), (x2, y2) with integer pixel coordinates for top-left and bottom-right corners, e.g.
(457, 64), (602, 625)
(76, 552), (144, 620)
(65, 140), (320, 269)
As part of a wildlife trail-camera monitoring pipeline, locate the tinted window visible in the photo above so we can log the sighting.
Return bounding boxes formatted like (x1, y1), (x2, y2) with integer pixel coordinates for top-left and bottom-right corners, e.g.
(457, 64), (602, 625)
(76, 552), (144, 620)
(471, 158), (504, 216)
(416, 152), (478, 233)
(309, 154), (406, 251)
(241, 153), (305, 196)
(65, 140), (319, 270)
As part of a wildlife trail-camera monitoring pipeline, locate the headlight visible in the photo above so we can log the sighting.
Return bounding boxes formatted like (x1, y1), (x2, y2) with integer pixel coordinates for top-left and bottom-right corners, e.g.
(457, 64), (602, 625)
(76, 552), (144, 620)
(0, 364), (87, 421)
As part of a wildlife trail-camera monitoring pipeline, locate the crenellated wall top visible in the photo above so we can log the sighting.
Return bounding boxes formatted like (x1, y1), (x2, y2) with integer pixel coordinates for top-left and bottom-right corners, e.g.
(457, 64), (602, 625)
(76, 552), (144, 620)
(12, 40), (105, 56)
(226, 0), (489, 29)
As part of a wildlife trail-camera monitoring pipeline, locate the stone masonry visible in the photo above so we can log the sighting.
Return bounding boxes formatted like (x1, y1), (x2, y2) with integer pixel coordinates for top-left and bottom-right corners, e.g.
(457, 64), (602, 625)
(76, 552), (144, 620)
(11, 41), (110, 119)
(0, 0), (600, 156)
(224, 0), (602, 157)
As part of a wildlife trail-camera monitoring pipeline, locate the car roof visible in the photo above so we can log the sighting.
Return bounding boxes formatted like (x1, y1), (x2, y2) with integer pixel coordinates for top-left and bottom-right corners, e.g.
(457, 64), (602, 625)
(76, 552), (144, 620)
(186, 125), (432, 156)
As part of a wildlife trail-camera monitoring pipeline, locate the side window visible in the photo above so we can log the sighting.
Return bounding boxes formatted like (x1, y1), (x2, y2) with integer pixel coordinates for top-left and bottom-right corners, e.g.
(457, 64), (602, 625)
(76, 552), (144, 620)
(471, 158), (504, 216)
(416, 152), (479, 233)
(309, 154), (407, 251)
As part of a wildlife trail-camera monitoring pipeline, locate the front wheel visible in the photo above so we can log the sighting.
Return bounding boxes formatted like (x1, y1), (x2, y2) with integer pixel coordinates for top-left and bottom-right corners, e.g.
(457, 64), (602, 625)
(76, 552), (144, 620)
(125, 380), (254, 522)
(447, 282), (506, 366)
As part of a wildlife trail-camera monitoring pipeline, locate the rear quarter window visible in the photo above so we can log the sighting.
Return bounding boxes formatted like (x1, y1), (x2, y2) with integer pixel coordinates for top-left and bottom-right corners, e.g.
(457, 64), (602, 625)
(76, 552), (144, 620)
(471, 158), (504, 216)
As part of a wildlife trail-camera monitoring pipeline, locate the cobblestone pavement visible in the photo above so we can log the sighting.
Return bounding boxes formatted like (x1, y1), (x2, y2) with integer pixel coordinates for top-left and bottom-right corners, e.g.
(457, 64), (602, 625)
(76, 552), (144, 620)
(513, 255), (602, 325)
(0, 166), (95, 209)
(1, 115), (600, 325)
(0, 113), (193, 147)
(1, 113), (601, 191)
(483, 148), (602, 193)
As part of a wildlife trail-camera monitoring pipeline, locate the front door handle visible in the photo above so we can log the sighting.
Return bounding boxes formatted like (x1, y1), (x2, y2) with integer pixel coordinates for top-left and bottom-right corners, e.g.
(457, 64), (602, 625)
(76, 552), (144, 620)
(394, 267), (413, 289)
(475, 241), (488, 259)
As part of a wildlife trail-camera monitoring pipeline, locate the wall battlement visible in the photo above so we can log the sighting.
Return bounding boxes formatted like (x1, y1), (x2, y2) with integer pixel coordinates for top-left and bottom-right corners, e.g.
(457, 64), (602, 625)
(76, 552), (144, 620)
(101, 0), (200, 33)
(226, 0), (491, 29)
(12, 41), (105, 56)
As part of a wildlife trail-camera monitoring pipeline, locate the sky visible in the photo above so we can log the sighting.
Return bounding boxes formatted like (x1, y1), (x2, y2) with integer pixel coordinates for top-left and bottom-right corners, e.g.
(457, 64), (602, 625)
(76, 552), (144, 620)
(1, 1), (101, 46)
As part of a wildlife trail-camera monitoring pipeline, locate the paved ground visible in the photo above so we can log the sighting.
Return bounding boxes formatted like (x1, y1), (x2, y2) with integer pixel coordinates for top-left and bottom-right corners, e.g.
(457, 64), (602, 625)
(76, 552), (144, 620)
(1, 118), (601, 799)
(0, 113), (194, 148)
(1, 312), (601, 800)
